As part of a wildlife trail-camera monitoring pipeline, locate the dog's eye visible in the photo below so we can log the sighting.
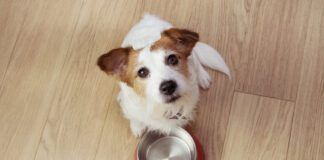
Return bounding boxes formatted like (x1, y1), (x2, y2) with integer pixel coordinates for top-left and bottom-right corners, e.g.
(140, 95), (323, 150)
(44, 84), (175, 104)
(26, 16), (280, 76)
(166, 54), (179, 66)
(137, 67), (149, 78)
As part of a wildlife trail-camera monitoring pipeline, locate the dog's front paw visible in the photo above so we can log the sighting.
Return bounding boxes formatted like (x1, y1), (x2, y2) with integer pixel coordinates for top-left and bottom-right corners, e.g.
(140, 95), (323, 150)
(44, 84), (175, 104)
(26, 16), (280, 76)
(198, 69), (211, 89)
(130, 121), (145, 138)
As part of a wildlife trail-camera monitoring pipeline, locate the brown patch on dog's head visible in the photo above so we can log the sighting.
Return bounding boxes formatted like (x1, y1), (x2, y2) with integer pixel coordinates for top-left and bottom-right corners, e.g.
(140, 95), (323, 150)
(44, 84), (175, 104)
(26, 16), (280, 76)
(151, 28), (199, 77)
(125, 53), (146, 97)
(97, 47), (145, 97)
(151, 28), (199, 57)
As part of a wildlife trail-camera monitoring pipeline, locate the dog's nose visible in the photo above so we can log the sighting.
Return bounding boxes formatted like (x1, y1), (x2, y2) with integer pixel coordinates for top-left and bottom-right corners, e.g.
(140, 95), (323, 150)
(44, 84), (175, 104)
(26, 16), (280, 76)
(160, 80), (177, 95)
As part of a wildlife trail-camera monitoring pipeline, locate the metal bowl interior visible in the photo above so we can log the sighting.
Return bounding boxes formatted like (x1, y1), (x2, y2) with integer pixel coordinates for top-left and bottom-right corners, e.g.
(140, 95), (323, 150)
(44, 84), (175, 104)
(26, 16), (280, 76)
(137, 127), (197, 160)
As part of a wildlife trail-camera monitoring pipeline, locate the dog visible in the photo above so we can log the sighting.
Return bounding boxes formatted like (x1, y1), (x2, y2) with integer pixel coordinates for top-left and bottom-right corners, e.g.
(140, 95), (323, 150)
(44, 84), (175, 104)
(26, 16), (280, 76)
(97, 14), (230, 137)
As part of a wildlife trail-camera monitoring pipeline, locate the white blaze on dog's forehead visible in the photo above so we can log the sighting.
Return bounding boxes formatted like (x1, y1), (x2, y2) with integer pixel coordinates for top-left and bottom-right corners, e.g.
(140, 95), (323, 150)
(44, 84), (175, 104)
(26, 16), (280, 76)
(138, 47), (165, 68)
(138, 47), (151, 62)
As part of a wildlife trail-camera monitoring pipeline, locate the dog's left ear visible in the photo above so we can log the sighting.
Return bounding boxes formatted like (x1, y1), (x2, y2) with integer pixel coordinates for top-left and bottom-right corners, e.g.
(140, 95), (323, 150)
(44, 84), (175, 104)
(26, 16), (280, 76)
(97, 47), (130, 78)
(162, 28), (199, 56)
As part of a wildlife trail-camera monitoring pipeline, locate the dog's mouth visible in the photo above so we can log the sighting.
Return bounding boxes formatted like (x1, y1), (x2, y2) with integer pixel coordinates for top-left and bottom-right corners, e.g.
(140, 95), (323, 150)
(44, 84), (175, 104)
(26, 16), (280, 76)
(165, 95), (181, 103)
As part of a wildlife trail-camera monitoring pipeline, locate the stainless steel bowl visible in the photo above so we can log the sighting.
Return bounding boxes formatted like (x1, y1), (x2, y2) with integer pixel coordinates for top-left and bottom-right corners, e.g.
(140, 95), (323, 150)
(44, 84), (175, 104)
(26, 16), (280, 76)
(137, 127), (197, 160)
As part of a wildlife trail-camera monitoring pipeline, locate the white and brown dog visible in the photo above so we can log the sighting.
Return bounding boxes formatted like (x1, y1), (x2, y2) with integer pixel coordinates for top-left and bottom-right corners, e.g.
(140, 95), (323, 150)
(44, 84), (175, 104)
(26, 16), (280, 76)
(97, 14), (230, 137)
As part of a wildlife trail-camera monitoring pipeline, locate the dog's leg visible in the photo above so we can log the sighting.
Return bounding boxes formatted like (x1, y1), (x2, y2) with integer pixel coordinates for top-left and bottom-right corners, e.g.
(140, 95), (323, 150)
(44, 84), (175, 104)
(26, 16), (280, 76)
(130, 120), (145, 137)
(192, 50), (212, 89)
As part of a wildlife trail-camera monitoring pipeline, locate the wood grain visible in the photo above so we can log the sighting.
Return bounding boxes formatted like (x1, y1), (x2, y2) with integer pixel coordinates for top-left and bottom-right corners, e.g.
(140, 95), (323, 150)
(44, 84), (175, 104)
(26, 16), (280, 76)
(0, 0), (323, 159)
(235, 0), (311, 101)
(0, 0), (30, 85)
(94, 86), (138, 160)
(287, 0), (324, 159)
(35, 0), (123, 159)
(0, 0), (83, 159)
(222, 92), (294, 160)
(189, 2), (243, 159)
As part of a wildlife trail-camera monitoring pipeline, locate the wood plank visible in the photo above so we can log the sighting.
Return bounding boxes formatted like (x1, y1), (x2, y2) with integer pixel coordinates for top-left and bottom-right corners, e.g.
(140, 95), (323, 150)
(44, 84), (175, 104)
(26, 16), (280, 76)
(193, 77), (234, 160)
(0, 0), (30, 85)
(222, 92), (294, 160)
(94, 87), (138, 160)
(287, 0), (324, 159)
(35, 0), (143, 160)
(188, 1), (238, 159)
(0, 0), (83, 159)
(235, 0), (312, 100)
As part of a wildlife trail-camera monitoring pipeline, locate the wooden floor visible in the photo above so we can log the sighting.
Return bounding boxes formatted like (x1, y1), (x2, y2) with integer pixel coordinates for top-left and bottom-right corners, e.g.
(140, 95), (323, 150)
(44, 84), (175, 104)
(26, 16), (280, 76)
(0, 0), (323, 159)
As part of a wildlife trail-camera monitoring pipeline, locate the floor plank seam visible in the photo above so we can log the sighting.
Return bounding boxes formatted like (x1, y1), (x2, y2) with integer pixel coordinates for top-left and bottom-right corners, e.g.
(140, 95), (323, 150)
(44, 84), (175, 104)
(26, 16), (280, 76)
(234, 89), (296, 102)
(220, 89), (236, 160)
(284, 102), (296, 160)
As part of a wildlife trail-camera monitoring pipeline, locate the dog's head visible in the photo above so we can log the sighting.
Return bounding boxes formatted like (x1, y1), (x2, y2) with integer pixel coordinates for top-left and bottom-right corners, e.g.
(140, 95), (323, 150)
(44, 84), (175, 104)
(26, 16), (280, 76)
(97, 28), (199, 104)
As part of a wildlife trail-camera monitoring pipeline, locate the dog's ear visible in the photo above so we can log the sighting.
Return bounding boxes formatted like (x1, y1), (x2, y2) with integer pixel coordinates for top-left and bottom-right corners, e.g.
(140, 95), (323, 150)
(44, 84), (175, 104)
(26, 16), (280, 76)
(97, 47), (130, 77)
(162, 28), (199, 56)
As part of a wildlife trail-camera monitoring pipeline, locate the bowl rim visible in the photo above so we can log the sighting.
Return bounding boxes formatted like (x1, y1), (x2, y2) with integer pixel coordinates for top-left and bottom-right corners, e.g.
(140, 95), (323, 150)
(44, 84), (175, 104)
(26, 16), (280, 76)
(136, 127), (197, 160)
